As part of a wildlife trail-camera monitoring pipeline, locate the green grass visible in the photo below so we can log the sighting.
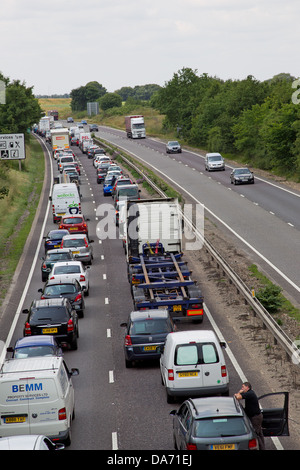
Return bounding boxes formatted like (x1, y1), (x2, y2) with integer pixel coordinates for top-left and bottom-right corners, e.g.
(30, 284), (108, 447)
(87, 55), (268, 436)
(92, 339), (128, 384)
(0, 136), (45, 301)
(248, 264), (300, 322)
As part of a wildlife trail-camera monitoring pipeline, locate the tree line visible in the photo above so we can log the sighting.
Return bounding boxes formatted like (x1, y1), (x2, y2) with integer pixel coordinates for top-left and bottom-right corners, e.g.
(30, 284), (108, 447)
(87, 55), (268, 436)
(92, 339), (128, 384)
(70, 81), (161, 112)
(151, 68), (300, 179)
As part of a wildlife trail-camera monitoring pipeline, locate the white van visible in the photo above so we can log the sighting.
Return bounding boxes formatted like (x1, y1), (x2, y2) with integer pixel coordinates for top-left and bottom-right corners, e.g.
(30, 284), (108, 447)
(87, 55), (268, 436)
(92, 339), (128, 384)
(50, 183), (81, 223)
(205, 152), (225, 171)
(160, 330), (229, 403)
(0, 356), (79, 446)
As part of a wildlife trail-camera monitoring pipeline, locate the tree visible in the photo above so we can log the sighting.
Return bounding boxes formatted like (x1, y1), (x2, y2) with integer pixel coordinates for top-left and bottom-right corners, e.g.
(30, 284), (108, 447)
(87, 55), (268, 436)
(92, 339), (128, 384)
(70, 82), (107, 111)
(99, 93), (122, 111)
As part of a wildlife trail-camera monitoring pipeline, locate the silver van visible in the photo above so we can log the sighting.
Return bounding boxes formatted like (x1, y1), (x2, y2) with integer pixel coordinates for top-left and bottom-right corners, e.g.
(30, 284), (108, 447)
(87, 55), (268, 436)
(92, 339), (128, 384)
(205, 152), (225, 171)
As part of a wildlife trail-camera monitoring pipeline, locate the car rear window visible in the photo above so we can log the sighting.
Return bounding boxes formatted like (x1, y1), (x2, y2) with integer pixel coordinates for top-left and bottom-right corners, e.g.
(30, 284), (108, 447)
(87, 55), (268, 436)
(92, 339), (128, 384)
(47, 253), (72, 261)
(194, 417), (248, 438)
(63, 239), (85, 248)
(14, 346), (55, 358)
(49, 231), (66, 239)
(44, 284), (77, 295)
(62, 218), (83, 224)
(53, 265), (81, 274)
(130, 319), (172, 335)
(175, 343), (219, 366)
(31, 307), (68, 321)
(118, 188), (138, 197)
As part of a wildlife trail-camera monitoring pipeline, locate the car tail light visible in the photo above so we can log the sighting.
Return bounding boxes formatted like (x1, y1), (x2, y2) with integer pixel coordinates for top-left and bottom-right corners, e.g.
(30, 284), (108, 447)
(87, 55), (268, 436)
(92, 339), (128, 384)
(186, 443), (197, 450)
(79, 275), (85, 282)
(125, 335), (132, 346)
(58, 407), (67, 421)
(24, 322), (31, 335)
(42, 263), (47, 269)
(248, 438), (259, 450)
(84, 237), (88, 247)
(74, 293), (82, 302)
(221, 365), (227, 377)
(168, 369), (174, 381)
(67, 319), (74, 332)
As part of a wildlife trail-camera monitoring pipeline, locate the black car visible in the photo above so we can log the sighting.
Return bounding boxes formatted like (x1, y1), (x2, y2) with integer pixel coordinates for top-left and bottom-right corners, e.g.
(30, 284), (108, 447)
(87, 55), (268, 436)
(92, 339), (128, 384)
(43, 229), (70, 253)
(120, 309), (176, 368)
(97, 168), (107, 184)
(89, 124), (99, 132)
(41, 248), (74, 282)
(22, 298), (79, 350)
(39, 278), (85, 318)
(230, 168), (255, 185)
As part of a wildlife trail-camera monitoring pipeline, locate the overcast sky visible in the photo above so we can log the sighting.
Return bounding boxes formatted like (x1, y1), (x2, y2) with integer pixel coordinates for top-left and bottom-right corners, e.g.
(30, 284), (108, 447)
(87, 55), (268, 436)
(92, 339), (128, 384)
(0, 0), (299, 95)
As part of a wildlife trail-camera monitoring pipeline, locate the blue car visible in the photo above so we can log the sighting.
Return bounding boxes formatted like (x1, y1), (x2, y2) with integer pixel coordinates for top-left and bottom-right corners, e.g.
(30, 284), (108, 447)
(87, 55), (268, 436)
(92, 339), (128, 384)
(43, 229), (69, 253)
(103, 176), (115, 196)
(7, 336), (63, 358)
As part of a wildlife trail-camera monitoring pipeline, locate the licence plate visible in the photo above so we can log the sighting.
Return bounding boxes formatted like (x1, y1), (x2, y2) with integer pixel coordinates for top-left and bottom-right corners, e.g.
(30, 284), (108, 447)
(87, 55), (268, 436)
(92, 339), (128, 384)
(4, 416), (26, 424)
(69, 227), (78, 231)
(211, 444), (235, 450)
(178, 371), (198, 377)
(73, 251), (80, 254)
(173, 305), (182, 312)
(54, 244), (60, 248)
(42, 327), (58, 334)
(57, 213), (65, 216)
(143, 345), (157, 351)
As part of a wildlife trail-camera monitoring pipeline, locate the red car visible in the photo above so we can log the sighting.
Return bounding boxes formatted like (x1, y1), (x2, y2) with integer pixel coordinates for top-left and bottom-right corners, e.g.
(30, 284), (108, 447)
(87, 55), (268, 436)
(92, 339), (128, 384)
(59, 215), (89, 236)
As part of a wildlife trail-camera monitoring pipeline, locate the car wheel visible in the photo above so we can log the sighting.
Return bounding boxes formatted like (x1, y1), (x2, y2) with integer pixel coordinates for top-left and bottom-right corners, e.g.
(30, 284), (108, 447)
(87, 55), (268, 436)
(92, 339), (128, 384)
(125, 359), (133, 368)
(70, 336), (78, 350)
(166, 391), (175, 404)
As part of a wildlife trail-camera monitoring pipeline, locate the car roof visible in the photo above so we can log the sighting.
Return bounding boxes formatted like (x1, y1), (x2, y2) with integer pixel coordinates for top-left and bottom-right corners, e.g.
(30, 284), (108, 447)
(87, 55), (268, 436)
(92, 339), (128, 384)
(166, 329), (217, 342)
(32, 298), (67, 308)
(1, 356), (63, 375)
(45, 278), (79, 286)
(14, 335), (57, 348)
(0, 435), (48, 450)
(188, 397), (243, 418)
(130, 309), (169, 321)
(51, 261), (83, 268)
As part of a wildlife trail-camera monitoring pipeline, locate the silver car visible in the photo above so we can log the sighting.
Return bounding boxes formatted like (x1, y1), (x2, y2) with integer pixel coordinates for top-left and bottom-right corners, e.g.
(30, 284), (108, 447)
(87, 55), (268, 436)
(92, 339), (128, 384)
(166, 141), (182, 153)
(170, 393), (289, 450)
(61, 234), (94, 265)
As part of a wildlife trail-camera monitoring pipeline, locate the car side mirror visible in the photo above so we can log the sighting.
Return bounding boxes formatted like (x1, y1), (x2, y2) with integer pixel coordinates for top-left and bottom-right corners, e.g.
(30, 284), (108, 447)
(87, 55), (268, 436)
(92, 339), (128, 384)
(120, 322), (127, 327)
(22, 309), (29, 314)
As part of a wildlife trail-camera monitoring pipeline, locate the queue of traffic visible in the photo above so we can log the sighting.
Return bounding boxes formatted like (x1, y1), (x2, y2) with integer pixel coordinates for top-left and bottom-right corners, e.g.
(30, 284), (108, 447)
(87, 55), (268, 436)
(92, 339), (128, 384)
(0, 121), (290, 451)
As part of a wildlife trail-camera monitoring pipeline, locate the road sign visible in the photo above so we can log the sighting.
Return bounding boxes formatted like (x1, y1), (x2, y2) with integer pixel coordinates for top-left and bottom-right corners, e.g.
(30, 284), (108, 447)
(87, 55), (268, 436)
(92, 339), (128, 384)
(0, 133), (26, 160)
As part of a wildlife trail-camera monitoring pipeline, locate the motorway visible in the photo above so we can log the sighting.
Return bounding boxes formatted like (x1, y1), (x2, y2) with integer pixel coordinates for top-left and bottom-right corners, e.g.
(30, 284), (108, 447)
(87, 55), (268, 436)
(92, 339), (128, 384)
(0, 126), (299, 451)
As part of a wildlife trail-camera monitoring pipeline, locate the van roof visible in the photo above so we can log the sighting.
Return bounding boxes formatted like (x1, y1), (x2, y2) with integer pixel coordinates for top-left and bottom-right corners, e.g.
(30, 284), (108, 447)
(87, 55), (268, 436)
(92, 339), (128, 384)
(0, 356), (62, 376)
(166, 330), (218, 343)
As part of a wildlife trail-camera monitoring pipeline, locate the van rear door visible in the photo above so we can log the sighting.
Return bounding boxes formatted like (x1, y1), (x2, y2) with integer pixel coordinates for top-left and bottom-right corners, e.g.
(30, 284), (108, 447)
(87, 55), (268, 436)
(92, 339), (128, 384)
(173, 342), (204, 391)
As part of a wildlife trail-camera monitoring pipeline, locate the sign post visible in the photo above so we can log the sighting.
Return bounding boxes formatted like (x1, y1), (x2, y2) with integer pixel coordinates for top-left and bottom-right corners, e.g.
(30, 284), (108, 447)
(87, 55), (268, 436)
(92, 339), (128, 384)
(0, 134), (26, 169)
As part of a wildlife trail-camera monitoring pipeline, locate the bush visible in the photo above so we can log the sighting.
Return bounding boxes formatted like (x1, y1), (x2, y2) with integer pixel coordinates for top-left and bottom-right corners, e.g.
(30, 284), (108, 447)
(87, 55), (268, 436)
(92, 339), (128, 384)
(256, 284), (283, 313)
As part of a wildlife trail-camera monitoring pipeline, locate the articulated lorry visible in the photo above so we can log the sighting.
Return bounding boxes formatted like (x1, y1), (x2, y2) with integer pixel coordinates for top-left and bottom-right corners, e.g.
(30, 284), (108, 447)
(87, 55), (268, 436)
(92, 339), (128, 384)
(125, 115), (146, 139)
(123, 198), (204, 322)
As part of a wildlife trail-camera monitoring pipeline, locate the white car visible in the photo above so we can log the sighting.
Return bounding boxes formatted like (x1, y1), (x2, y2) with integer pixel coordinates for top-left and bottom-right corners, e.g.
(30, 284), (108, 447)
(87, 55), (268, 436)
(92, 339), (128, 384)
(93, 156), (111, 168)
(49, 261), (90, 296)
(0, 435), (65, 450)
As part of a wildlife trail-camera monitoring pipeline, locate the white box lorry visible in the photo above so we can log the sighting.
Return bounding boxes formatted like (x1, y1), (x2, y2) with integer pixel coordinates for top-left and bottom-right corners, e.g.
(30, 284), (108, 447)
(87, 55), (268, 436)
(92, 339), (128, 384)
(50, 128), (70, 153)
(0, 356), (79, 446)
(125, 115), (146, 139)
(50, 183), (81, 223)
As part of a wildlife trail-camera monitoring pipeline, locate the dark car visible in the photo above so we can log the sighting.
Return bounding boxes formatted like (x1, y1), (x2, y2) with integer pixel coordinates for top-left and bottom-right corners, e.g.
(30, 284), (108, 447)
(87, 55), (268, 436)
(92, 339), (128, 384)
(41, 248), (74, 282)
(22, 298), (79, 350)
(230, 168), (254, 185)
(92, 148), (106, 158)
(43, 229), (69, 253)
(96, 168), (107, 184)
(166, 141), (182, 153)
(7, 335), (63, 358)
(120, 310), (176, 368)
(89, 124), (99, 132)
(70, 136), (79, 146)
(39, 278), (85, 317)
(67, 117), (74, 123)
(170, 393), (289, 450)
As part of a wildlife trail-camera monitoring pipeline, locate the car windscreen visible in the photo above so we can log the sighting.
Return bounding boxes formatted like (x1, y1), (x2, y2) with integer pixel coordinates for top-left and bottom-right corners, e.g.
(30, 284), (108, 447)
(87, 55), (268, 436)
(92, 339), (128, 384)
(44, 284), (77, 295)
(130, 319), (171, 335)
(194, 417), (248, 438)
(235, 169), (250, 174)
(31, 307), (68, 321)
(53, 265), (81, 274)
(208, 156), (222, 161)
(175, 342), (219, 365)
